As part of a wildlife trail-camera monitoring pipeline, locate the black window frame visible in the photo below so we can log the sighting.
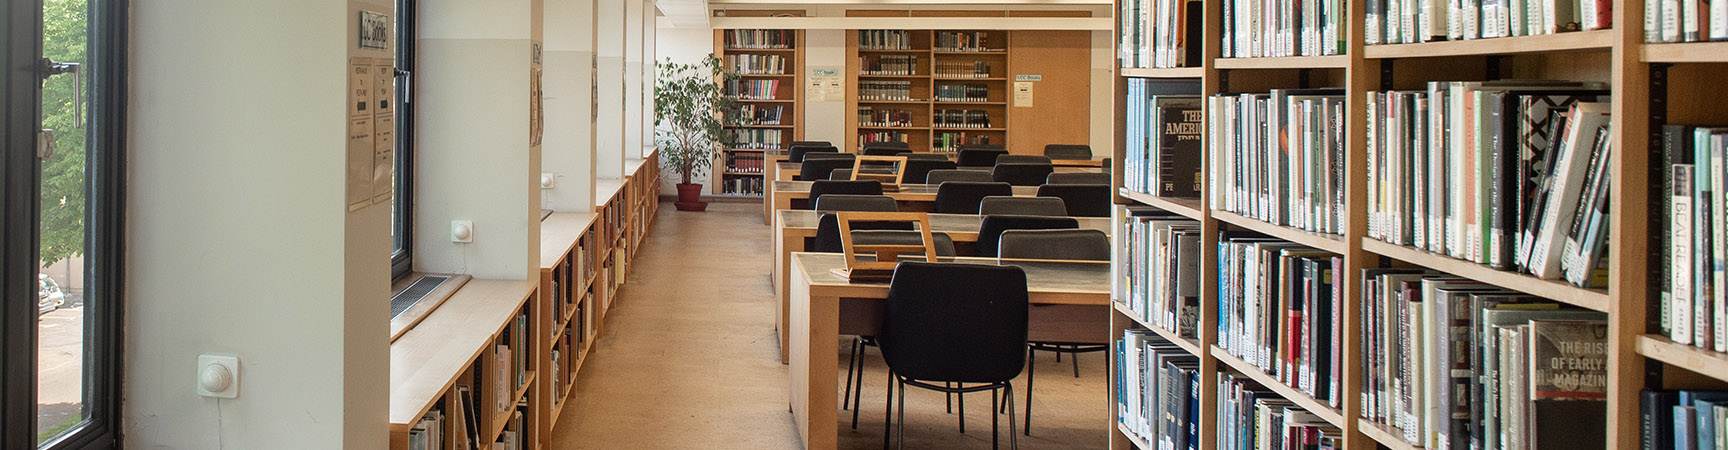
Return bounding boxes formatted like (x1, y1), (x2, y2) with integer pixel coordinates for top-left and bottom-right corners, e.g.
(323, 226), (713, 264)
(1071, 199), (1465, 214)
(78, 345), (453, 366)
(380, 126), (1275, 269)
(391, 0), (416, 281)
(2, 0), (126, 448)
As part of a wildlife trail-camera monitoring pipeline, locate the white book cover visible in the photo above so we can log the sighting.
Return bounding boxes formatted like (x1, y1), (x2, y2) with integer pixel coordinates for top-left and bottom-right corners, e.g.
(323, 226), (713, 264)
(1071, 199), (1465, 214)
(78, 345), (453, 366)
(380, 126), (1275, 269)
(1663, 0), (1682, 41)
(1712, 128), (1727, 352)
(1646, 0), (1664, 41)
(1714, 0), (1728, 39)
(1580, 0), (1599, 30)
(1684, 0), (1701, 40)
(1529, 102), (1611, 280)
(1672, 164), (1695, 345)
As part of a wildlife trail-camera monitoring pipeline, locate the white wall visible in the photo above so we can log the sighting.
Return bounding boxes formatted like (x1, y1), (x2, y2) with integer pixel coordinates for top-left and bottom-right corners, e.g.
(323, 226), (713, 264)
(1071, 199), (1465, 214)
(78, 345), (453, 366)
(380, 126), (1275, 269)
(595, 0), (626, 179)
(653, 21), (716, 193)
(801, 29), (847, 146)
(126, 0), (389, 447)
(544, 0), (599, 211)
(623, 0), (645, 164)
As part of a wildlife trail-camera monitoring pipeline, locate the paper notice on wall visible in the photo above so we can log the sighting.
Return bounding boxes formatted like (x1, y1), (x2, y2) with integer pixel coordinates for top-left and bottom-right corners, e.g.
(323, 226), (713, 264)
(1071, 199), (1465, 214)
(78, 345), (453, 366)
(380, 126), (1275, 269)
(372, 63), (395, 204)
(808, 67), (842, 102)
(348, 59), (376, 210)
(1013, 82), (1034, 107)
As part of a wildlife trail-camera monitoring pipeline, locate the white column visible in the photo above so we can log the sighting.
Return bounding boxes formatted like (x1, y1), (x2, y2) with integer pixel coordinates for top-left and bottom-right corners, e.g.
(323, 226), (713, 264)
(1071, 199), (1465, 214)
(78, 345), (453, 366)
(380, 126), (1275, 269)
(641, 1), (658, 158)
(595, 0), (626, 179)
(623, 0), (644, 162)
(544, 0), (598, 211)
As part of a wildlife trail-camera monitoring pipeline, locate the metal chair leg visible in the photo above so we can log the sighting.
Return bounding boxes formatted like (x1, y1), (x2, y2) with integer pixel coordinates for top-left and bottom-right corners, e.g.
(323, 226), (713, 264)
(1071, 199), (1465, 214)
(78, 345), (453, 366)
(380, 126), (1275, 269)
(958, 384), (966, 433)
(852, 353), (866, 429)
(1071, 348), (1081, 378)
(1007, 384), (1019, 450)
(1025, 351), (1035, 435)
(844, 338), (859, 411)
(896, 380), (907, 450)
(991, 386), (1000, 450)
(946, 382), (953, 414)
(883, 371), (894, 450)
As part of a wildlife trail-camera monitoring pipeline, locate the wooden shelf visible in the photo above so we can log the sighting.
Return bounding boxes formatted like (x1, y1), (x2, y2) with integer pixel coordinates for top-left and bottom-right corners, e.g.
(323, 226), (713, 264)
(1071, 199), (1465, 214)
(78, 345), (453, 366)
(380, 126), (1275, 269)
(1359, 238), (1612, 312)
(1363, 30), (1615, 59)
(858, 48), (926, 53)
(1358, 419), (1425, 450)
(723, 47), (795, 52)
(735, 73), (795, 78)
(931, 100), (1006, 105)
(857, 99), (929, 104)
(1210, 210), (1349, 254)
(724, 124), (792, 129)
(857, 125), (928, 130)
(1119, 67), (1205, 78)
(1119, 189), (1204, 221)
(933, 77), (1009, 81)
(721, 171), (765, 176)
(731, 98), (793, 103)
(724, 148), (773, 152)
(1210, 346), (1346, 427)
(932, 127), (1006, 131)
(1642, 41), (1728, 62)
(1636, 334), (1728, 382)
(1113, 302), (1204, 357)
(934, 50), (1008, 54)
(1213, 55), (1350, 69)
(1116, 422), (1154, 450)
(858, 74), (929, 78)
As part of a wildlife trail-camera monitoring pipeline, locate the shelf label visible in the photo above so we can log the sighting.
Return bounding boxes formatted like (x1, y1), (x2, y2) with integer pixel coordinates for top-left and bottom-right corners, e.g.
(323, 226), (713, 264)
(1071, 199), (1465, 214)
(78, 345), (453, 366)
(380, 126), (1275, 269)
(1014, 74), (1042, 81)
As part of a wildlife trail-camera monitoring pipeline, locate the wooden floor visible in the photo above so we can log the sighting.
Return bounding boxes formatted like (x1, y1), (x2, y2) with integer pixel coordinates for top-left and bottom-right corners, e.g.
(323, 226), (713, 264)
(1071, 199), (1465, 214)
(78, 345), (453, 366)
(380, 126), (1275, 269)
(547, 202), (1108, 450)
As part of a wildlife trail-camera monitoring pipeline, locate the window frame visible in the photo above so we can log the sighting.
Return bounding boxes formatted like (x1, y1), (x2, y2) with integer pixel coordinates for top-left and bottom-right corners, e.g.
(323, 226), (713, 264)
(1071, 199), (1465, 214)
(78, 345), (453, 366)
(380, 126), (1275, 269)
(390, 0), (416, 281)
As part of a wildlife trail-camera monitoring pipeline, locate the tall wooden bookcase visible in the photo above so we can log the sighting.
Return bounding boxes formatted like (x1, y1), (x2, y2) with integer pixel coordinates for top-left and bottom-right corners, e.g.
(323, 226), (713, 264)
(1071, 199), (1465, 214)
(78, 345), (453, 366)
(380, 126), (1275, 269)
(714, 22), (804, 198)
(843, 28), (1093, 155)
(1106, 0), (1728, 447)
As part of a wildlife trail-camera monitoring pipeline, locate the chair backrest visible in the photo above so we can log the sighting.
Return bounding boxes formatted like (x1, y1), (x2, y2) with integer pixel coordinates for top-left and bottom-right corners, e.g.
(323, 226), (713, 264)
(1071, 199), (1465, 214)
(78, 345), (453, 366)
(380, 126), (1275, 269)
(862, 141), (911, 150)
(798, 155), (857, 181)
(862, 146), (914, 156)
(991, 163), (1055, 186)
(995, 155), (1053, 165)
(976, 215), (1080, 257)
(932, 182), (1014, 214)
(903, 153), (951, 161)
(814, 194), (898, 214)
(978, 196), (1069, 216)
(955, 148), (1009, 167)
(829, 169), (854, 180)
(924, 169), (993, 185)
(802, 151), (854, 160)
(878, 262), (1029, 383)
(789, 145), (840, 163)
(903, 159), (958, 186)
(1036, 184), (1112, 217)
(791, 140), (832, 147)
(997, 229), (1110, 261)
(1043, 144), (1093, 160)
(851, 230), (957, 257)
(810, 213), (916, 253)
(807, 180), (883, 210)
(1045, 172), (1111, 185)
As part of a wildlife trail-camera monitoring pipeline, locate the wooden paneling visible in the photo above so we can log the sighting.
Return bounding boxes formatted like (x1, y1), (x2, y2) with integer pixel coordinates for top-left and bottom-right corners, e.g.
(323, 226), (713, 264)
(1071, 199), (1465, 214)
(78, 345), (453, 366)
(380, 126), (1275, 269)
(1007, 30), (1092, 155)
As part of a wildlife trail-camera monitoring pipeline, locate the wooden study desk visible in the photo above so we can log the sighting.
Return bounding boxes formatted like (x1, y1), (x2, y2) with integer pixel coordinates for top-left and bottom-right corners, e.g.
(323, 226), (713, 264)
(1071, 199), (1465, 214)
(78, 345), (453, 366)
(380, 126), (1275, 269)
(770, 210), (1113, 362)
(785, 252), (1110, 450)
(763, 163), (1105, 224)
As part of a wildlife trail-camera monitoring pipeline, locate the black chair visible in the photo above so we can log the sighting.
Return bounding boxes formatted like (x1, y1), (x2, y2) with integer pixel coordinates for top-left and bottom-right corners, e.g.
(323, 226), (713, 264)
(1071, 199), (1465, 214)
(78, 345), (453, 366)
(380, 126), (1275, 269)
(792, 140), (832, 147)
(833, 225), (958, 431)
(1044, 172), (1111, 185)
(1042, 144), (1092, 160)
(863, 141), (911, 150)
(956, 148), (1010, 168)
(978, 196), (1068, 216)
(863, 146), (914, 157)
(995, 155), (1052, 165)
(933, 182), (1014, 214)
(992, 163), (1055, 187)
(1036, 184), (1112, 217)
(994, 228), (1110, 435)
(975, 215), (1079, 258)
(807, 180), (882, 211)
(830, 169), (854, 180)
(809, 214), (920, 253)
(803, 151), (854, 160)
(903, 160), (958, 186)
(798, 155), (857, 181)
(815, 194), (898, 214)
(904, 153), (952, 161)
(878, 262), (1028, 450)
(925, 169), (994, 185)
(789, 145), (841, 163)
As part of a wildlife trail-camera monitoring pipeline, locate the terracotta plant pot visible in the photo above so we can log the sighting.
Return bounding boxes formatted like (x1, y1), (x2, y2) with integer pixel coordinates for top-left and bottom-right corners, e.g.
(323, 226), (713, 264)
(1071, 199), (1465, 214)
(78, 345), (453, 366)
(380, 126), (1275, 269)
(674, 183), (707, 211)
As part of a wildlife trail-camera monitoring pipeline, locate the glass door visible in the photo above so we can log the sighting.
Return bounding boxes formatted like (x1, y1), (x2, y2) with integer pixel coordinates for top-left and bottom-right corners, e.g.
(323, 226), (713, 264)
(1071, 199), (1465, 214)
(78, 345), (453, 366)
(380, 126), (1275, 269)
(4, 0), (122, 447)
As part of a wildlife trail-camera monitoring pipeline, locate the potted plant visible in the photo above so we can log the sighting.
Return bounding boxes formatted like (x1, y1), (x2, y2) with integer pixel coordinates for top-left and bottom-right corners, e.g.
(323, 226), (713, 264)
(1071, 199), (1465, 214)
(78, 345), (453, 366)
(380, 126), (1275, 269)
(654, 54), (737, 212)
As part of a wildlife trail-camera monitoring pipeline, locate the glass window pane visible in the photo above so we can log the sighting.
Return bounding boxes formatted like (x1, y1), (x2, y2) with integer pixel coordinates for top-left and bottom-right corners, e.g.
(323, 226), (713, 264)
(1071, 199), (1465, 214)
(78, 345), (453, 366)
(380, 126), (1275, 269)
(38, 0), (91, 444)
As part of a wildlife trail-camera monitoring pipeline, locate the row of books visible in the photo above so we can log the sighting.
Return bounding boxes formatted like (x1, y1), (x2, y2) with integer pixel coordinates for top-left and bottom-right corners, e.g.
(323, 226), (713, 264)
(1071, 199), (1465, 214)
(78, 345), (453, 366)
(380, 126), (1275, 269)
(1642, 389), (1728, 450)
(729, 129), (784, 149)
(861, 55), (918, 76)
(412, 384), (487, 450)
(721, 177), (764, 195)
(725, 79), (781, 100)
(1366, 0), (1603, 46)
(1660, 125), (1728, 351)
(1221, 0), (1347, 58)
(1363, 81), (1612, 287)
(494, 406), (527, 450)
(723, 29), (794, 49)
(935, 31), (996, 52)
(1216, 237), (1343, 409)
(859, 81), (914, 101)
(725, 54), (786, 75)
(1115, 330), (1200, 449)
(860, 30), (913, 50)
(934, 61), (994, 78)
(1122, 79), (1203, 198)
(931, 133), (990, 153)
(497, 312), (529, 413)
(933, 109), (992, 129)
(729, 104), (784, 126)
(1115, 209), (1201, 338)
(861, 131), (913, 149)
(1207, 89), (1348, 236)
(858, 107), (915, 128)
(1117, 0), (1204, 68)
(724, 152), (766, 173)
(934, 84), (990, 102)
(407, 409), (446, 450)
(1217, 373), (1344, 450)
(1360, 268), (1608, 450)
(1644, 0), (1727, 42)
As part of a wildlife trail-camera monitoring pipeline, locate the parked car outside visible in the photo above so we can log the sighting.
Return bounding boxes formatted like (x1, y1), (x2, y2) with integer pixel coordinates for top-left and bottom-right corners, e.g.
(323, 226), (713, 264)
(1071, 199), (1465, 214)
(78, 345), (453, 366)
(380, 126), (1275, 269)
(39, 273), (64, 315)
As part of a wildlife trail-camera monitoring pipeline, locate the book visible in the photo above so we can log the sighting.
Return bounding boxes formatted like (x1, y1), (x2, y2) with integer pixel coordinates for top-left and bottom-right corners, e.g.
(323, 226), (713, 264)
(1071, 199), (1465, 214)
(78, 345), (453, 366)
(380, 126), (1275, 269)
(1526, 319), (1609, 449)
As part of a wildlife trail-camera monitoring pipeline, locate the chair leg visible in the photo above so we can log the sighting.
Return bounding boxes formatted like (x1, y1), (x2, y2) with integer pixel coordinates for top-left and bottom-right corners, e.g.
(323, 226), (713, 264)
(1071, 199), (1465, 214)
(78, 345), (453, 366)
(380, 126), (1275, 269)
(896, 380), (907, 450)
(1071, 349), (1081, 378)
(991, 385), (1000, 450)
(852, 355), (866, 429)
(1024, 347), (1034, 435)
(945, 383), (953, 414)
(958, 384), (966, 434)
(1007, 384), (1019, 450)
(844, 338), (859, 411)
(883, 371), (894, 450)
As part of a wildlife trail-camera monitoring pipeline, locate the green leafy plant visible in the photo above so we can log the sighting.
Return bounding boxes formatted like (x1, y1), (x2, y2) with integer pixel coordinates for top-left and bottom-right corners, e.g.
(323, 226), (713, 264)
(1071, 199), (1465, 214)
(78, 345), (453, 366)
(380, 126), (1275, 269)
(654, 54), (737, 185)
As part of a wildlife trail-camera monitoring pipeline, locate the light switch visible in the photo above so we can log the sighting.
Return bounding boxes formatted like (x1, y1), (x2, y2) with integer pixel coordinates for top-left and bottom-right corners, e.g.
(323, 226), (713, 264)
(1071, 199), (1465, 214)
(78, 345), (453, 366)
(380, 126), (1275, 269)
(451, 220), (473, 243)
(196, 354), (239, 399)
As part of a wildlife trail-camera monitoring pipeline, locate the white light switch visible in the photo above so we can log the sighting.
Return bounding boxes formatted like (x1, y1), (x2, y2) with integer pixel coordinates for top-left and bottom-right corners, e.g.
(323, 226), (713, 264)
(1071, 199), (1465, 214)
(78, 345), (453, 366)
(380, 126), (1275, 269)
(451, 220), (473, 243)
(197, 354), (239, 399)
(541, 173), (556, 189)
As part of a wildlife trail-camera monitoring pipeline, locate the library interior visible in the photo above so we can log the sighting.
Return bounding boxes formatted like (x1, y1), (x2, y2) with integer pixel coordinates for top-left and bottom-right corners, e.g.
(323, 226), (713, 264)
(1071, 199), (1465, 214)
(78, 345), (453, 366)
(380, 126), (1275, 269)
(2, 0), (1725, 449)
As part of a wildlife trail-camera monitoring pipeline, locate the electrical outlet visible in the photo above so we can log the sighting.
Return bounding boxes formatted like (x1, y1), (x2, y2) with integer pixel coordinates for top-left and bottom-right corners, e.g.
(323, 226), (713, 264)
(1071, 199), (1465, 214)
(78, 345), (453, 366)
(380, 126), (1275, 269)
(196, 354), (239, 399)
(541, 173), (556, 189)
(451, 220), (473, 243)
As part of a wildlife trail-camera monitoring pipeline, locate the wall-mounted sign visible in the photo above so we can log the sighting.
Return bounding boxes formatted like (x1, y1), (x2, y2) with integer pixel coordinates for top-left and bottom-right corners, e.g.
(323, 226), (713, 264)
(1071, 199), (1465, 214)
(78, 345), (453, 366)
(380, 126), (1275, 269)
(1014, 74), (1042, 82)
(358, 11), (389, 50)
(1013, 81), (1034, 107)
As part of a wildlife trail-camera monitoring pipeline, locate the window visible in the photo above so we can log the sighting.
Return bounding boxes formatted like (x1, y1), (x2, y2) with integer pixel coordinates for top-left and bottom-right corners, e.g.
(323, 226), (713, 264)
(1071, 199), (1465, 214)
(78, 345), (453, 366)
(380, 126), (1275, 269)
(391, 0), (416, 281)
(3, 0), (125, 447)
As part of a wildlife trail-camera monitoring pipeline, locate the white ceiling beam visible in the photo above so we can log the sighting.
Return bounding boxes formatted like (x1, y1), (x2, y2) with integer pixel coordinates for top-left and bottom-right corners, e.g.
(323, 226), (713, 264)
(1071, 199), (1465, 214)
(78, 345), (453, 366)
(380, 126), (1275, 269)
(652, 0), (711, 28)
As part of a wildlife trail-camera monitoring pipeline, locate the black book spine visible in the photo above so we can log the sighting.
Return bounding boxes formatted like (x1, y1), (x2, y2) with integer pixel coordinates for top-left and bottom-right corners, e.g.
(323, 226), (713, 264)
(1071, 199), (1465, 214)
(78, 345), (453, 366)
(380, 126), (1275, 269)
(1642, 389), (1678, 450)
